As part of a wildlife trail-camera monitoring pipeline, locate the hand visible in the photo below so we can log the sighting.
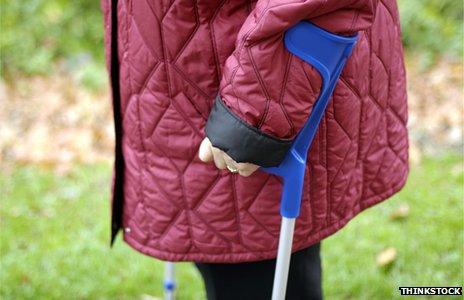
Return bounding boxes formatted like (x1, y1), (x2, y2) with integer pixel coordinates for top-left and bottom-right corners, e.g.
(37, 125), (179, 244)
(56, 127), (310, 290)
(198, 138), (260, 177)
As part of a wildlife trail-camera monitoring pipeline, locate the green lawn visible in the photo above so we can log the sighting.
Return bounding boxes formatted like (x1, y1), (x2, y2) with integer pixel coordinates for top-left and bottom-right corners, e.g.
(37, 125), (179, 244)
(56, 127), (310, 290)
(1, 155), (463, 299)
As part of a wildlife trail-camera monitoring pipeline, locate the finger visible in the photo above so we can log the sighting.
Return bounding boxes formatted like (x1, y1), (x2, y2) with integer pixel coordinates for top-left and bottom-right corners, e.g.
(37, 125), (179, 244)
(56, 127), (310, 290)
(223, 153), (239, 170)
(236, 162), (259, 172)
(211, 147), (227, 170)
(222, 155), (260, 176)
(198, 138), (213, 162)
(238, 164), (260, 177)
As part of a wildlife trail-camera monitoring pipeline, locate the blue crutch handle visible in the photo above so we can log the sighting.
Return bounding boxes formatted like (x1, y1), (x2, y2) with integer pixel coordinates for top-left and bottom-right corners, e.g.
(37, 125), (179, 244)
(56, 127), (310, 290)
(261, 22), (358, 218)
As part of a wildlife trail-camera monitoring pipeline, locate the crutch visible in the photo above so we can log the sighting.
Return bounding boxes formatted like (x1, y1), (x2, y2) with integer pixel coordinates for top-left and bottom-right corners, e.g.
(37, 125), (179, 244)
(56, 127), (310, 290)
(261, 22), (358, 300)
(164, 262), (175, 300)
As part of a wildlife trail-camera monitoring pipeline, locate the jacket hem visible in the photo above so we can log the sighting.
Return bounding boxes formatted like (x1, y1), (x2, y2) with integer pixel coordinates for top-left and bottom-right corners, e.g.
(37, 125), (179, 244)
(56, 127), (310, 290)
(121, 169), (409, 263)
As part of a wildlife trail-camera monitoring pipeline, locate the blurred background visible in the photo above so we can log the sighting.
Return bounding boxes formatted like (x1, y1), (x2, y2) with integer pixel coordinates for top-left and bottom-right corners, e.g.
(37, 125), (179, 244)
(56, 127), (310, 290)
(1, 0), (463, 299)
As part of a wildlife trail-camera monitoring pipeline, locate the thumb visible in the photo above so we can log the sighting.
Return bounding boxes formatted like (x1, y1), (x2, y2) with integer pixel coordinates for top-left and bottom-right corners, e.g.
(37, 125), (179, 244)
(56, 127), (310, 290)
(198, 138), (213, 162)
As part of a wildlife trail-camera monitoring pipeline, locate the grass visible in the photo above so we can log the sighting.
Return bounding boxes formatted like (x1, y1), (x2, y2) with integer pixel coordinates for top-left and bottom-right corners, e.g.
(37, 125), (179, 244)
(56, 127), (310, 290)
(1, 155), (463, 299)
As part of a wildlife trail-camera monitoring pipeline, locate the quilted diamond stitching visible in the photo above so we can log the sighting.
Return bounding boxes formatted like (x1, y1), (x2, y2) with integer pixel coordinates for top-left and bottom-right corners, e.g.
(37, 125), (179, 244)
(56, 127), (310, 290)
(230, 174), (251, 250)
(110, 0), (409, 261)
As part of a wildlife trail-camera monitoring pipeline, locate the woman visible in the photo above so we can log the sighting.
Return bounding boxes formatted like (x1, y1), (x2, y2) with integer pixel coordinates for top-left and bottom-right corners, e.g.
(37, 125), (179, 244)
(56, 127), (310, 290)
(102, 0), (408, 298)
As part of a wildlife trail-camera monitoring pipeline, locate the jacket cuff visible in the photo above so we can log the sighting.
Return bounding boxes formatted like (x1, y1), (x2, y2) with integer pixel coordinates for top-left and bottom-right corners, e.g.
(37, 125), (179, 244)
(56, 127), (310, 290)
(205, 96), (293, 167)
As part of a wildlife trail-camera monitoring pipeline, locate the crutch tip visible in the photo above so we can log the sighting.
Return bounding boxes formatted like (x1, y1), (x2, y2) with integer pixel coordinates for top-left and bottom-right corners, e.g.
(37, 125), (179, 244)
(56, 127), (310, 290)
(163, 281), (176, 291)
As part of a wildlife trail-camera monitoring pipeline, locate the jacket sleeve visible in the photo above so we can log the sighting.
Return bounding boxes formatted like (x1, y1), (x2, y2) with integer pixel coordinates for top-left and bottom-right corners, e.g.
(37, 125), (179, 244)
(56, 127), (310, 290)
(205, 0), (378, 167)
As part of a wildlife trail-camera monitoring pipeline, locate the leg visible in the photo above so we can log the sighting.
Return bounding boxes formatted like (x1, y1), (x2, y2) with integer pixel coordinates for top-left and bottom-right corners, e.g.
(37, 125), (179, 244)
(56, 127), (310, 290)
(194, 242), (322, 300)
(195, 257), (275, 300)
(286, 243), (322, 300)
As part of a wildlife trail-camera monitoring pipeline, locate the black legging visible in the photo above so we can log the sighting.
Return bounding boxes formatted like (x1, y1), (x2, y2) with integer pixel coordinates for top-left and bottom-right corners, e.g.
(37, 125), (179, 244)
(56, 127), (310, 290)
(194, 243), (322, 300)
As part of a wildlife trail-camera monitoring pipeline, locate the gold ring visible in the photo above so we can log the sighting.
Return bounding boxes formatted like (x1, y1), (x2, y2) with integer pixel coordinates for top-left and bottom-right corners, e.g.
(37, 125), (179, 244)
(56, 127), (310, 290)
(226, 165), (239, 173)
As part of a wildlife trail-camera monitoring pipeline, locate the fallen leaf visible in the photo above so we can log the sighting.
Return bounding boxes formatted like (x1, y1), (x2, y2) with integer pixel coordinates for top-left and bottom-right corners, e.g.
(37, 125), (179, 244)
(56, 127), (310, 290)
(389, 203), (410, 220)
(408, 141), (422, 166)
(140, 294), (162, 300)
(376, 247), (397, 267)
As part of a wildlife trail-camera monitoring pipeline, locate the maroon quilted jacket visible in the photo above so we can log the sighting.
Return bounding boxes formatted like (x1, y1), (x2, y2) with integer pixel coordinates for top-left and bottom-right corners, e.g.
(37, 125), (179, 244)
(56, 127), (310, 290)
(102, 0), (408, 263)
